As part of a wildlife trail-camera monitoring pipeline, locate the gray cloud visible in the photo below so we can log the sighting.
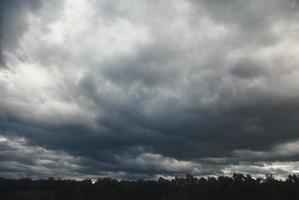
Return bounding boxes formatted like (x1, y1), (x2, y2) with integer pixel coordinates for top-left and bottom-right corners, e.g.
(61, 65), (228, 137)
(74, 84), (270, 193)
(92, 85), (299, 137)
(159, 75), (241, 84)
(1, 0), (299, 179)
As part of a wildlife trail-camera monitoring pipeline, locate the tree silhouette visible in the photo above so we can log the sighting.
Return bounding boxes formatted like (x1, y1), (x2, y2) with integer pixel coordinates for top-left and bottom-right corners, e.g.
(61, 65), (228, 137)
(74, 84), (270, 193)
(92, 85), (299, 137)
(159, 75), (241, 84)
(0, 174), (299, 200)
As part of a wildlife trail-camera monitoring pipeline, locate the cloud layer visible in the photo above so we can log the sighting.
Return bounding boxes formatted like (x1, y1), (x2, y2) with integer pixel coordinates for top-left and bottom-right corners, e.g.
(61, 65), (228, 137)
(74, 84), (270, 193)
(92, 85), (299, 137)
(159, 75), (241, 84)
(1, 0), (299, 179)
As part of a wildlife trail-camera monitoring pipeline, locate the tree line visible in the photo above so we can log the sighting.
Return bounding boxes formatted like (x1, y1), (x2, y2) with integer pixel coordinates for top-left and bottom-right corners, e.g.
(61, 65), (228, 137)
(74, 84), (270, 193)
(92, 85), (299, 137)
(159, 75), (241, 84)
(1, 174), (299, 200)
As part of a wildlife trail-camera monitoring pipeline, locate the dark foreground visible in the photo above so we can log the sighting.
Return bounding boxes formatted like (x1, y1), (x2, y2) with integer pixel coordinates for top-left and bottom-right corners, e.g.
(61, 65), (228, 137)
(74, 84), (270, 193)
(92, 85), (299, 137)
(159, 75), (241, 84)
(1, 174), (299, 200)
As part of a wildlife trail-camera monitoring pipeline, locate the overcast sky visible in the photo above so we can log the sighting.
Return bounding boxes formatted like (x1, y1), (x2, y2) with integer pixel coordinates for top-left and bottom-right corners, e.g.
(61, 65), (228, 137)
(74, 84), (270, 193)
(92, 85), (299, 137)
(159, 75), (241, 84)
(1, 0), (299, 179)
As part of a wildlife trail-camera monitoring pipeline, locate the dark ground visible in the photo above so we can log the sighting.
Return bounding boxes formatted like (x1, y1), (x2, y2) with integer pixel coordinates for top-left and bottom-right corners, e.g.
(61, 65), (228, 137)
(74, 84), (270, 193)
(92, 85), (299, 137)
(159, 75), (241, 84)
(1, 174), (299, 200)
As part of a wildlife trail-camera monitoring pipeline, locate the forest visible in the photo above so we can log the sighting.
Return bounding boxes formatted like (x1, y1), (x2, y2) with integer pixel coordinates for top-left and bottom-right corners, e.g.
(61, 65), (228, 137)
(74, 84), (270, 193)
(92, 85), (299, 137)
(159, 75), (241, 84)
(1, 174), (299, 200)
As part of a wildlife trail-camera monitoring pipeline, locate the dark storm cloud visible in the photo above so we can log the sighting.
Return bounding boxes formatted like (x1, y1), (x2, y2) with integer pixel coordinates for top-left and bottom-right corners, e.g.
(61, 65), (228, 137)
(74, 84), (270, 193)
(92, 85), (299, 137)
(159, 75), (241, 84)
(1, 0), (299, 179)
(231, 58), (267, 79)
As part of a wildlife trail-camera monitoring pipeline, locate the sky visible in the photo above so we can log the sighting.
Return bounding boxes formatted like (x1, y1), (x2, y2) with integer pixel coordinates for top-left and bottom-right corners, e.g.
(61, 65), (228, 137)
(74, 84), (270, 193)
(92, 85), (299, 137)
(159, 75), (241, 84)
(1, 0), (299, 180)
